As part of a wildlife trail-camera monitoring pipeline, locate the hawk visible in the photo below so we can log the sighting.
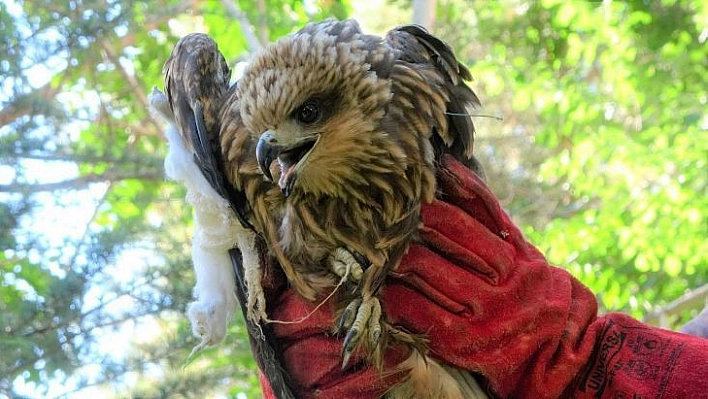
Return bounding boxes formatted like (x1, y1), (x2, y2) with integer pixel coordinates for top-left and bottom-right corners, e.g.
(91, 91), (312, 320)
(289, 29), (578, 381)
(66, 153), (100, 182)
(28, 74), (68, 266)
(160, 19), (485, 397)
(228, 18), (482, 363)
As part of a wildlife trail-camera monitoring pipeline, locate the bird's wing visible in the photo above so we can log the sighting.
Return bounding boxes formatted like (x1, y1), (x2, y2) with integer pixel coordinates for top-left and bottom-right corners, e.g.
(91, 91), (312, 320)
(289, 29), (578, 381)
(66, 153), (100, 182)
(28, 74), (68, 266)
(385, 25), (484, 175)
(164, 34), (297, 398)
(229, 246), (297, 399)
(163, 33), (254, 228)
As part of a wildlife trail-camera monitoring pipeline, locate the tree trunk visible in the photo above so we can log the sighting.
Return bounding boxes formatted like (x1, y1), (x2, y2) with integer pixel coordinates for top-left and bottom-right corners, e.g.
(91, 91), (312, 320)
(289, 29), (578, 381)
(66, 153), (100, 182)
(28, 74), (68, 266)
(412, 0), (437, 30)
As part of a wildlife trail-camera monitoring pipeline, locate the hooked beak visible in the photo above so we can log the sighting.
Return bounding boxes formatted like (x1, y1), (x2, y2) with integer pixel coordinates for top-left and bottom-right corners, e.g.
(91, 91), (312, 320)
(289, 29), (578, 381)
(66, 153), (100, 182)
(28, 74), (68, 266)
(256, 130), (280, 181)
(255, 130), (318, 197)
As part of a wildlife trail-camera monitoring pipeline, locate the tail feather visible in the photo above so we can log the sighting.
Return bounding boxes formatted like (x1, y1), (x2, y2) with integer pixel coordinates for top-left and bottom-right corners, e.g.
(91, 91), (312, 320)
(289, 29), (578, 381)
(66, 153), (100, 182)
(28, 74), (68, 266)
(386, 352), (488, 399)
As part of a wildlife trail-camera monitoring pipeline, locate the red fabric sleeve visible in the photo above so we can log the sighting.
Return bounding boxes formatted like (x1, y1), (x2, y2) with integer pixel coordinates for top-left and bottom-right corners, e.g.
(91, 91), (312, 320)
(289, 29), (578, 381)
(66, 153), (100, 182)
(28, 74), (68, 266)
(258, 155), (708, 398)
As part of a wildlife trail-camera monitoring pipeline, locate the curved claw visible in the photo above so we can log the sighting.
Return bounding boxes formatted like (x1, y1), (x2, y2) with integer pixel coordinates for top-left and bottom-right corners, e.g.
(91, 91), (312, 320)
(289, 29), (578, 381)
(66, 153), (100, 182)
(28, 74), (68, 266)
(368, 299), (382, 346)
(340, 296), (383, 369)
(343, 326), (360, 348)
(351, 251), (370, 269)
(338, 298), (361, 333)
(342, 326), (359, 367)
(341, 344), (355, 370)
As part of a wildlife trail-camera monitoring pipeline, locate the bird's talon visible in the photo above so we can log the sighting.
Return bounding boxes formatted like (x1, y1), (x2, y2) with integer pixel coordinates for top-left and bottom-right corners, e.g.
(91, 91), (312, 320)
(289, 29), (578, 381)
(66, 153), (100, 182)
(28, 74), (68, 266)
(339, 296), (383, 363)
(337, 310), (350, 333)
(351, 251), (370, 269)
(330, 247), (365, 282)
(341, 347), (354, 369)
(368, 298), (382, 346)
(331, 260), (347, 278)
(370, 328), (381, 346)
(343, 327), (359, 352)
(350, 265), (363, 281)
(338, 298), (361, 333)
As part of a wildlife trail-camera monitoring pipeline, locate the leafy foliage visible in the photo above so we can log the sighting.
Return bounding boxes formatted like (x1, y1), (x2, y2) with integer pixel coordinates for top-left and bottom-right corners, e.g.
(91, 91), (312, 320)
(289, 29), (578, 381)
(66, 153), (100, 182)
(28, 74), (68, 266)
(449, 0), (707, 321)
(0, 0), (704, 397)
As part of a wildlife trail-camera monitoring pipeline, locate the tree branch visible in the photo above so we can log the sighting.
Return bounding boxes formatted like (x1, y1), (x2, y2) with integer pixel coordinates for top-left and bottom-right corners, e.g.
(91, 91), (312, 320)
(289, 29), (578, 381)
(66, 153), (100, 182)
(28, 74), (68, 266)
(645, 284), (708, 327)
(255, 0), (269, 45)
(0, 170), (162, 193)
(0, 81), (63, 128)
(99, 40), (164, 139)
(220, 0), (263, 52)
(413, 0), (437, 30)
(0, 1), (193, 130)
(117, 0), (195, 48)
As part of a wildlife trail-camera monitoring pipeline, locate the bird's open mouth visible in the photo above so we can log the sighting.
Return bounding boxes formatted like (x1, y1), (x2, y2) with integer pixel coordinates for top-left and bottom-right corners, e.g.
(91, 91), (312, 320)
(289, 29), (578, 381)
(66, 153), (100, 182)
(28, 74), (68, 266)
(276, 137), (317, 191)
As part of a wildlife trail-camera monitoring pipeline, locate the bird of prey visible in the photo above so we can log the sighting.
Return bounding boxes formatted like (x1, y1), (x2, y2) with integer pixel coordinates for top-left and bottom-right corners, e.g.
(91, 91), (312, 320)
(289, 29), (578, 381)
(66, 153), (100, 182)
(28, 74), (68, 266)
(229, 18), (482, 363)
(161, 19), (484, 397)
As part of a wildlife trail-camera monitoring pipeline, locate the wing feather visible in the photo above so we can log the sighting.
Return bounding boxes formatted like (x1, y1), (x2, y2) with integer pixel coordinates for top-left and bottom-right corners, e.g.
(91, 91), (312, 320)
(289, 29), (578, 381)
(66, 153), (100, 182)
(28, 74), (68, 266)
(163, 34), (297, 398)
(163, 33), (254, 228)
(385, 25), (483, 175)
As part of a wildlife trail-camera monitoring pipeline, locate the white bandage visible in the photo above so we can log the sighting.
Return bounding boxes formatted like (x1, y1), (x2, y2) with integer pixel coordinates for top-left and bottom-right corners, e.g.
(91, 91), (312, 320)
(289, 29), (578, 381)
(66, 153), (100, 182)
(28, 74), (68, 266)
(151, 89), (266, 353)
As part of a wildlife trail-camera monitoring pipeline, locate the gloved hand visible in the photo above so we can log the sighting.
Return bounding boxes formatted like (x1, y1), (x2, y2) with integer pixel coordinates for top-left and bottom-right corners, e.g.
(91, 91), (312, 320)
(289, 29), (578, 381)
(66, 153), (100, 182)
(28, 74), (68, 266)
(260, 154), (708, 398)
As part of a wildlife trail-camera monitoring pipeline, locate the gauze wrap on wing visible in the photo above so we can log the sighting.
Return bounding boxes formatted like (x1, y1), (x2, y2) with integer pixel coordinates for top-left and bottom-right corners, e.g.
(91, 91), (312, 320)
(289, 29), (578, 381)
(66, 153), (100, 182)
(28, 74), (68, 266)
(157, 92), (267, 350)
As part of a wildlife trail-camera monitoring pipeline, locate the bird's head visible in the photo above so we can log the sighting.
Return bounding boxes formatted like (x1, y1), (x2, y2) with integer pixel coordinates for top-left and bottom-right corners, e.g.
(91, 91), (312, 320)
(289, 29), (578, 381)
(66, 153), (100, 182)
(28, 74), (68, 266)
(238, 19), (399, 199)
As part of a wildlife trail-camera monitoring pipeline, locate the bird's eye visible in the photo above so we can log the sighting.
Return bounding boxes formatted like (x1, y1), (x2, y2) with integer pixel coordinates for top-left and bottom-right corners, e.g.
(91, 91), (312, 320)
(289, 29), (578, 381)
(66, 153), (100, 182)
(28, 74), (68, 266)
(296, 101), (320, 124)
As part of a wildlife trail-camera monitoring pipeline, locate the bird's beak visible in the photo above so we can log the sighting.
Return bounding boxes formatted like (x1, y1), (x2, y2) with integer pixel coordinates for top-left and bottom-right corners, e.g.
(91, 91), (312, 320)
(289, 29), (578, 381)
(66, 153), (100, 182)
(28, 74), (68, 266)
(256, 129), (318, 197)
(256, 130), (281, 181)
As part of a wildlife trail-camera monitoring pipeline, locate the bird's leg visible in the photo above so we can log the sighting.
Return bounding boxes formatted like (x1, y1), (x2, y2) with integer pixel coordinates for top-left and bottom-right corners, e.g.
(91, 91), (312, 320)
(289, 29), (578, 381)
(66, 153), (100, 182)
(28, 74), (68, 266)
(337, 258), (388, 368)
(340, 292), (383, 368)
(329, 248), (388, 368)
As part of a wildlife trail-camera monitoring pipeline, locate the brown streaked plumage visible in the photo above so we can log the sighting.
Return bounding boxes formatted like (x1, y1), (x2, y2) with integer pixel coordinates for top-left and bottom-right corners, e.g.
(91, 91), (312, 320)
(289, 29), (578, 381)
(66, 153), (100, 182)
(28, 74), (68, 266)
(226, 18), (482, 365)
(165, 21), (487, 398)
(164, 33), (229, 177)
(163, 33), (256, 228)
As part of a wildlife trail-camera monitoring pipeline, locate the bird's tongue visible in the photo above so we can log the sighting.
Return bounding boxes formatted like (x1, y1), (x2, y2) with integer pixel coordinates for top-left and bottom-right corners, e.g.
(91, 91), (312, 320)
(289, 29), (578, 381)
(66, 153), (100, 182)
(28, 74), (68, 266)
(278, 159), (296, 190)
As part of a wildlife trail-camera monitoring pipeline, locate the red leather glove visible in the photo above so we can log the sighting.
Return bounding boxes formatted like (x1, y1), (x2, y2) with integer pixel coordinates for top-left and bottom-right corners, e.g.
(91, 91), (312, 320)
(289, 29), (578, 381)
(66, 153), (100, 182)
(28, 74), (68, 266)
(260, 155), (708, 398)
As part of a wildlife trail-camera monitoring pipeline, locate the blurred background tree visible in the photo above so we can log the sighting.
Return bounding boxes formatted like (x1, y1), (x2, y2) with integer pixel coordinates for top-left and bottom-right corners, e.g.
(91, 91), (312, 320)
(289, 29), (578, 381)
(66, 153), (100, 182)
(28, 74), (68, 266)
(0, 0), (705, 397)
